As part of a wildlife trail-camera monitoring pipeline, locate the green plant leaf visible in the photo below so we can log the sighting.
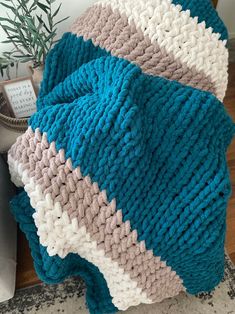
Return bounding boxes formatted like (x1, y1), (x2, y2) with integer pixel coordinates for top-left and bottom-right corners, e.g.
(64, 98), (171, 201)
(54, 16), (69, 27)
(52, 3), (61, 18)
(45, 0), (57, 3)
(0, 18), (21, 28)
(37, 1), (50, 13)
(2, 39), (21, 43)
(37, 46), (44, 62)
(0, 17), (19, 26)
(0, 2), (16, 12)
(12, 13), (25, 24)
(32, 32), (39, 46)
(0, 24), (17, 33)
(36, 14), (44, 24)
(5, 35), (18, 39)
(15, 0), (27, 12)
(17, 28), (31, 48)
(13, 54), (31, 58)
(36, 14), (50, 33)
(2, 51), (14, 57)
(24, 16), (37, 30)
(45, 29), (56, 42)
(29, 0), (38, 10)
(47, 12), (53, 29)
(1, 40), (12, 43)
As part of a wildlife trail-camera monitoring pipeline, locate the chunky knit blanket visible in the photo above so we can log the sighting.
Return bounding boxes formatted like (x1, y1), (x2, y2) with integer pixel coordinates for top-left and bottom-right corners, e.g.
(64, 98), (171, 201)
(8, 0), (235, 313)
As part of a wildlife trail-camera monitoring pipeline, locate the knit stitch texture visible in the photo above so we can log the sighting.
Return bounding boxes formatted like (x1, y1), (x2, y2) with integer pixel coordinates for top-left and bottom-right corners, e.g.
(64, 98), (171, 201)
(8, 0), (235, 313)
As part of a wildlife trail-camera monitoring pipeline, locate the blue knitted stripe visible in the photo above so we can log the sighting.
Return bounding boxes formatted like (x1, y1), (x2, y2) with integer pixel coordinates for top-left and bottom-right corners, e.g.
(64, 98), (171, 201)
(172, 0), (228, 40)
(11, 190), (117, 314)
(37, 34), (109, 110)
(30, 34), (235, 294)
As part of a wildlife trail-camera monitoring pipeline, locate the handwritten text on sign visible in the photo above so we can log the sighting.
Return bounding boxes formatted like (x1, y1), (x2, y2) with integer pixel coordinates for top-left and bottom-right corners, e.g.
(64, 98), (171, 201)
(4, 79), (37, 118)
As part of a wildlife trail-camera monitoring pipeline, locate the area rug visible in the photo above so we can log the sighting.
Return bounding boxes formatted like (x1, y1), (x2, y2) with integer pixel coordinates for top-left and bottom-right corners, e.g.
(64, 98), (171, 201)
(0, 254), (234, 314)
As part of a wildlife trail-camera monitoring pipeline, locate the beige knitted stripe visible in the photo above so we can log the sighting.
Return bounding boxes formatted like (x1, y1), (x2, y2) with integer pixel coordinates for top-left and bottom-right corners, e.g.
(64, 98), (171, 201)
(71, 4), (215, 95)
(9, 127), (184, 302)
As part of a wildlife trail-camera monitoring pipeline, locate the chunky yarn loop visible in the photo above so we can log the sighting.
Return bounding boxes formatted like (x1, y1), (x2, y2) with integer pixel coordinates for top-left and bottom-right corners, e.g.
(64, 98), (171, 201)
(8, 1), (235, 313)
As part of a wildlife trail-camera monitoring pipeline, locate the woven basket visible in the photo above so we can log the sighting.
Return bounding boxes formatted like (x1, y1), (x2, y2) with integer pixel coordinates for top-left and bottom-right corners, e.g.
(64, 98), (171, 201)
(0, 92), (28, 132)
(0, 92), (28, 153)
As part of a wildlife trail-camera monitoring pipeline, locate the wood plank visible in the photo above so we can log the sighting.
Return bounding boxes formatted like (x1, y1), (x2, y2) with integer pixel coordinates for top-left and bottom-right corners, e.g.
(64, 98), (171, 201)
(226, 186), (235, 255)
(212, 0), (218, 8)
(16, 229), (41, 289)
(225, 62), (235, 263)
(229, 252), (235, 264)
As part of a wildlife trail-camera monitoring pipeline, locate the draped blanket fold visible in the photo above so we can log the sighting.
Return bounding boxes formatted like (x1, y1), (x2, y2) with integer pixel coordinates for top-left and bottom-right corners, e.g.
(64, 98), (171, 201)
(8, 0), (235, 313)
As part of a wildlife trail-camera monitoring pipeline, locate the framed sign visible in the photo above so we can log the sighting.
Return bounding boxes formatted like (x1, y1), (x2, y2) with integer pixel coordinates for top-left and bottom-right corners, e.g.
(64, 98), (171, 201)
(1, 76), (37, 118)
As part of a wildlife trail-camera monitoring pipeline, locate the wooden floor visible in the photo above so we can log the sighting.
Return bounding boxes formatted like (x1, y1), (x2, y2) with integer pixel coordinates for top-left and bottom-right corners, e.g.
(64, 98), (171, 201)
(16, 229), (40, 288)
(225, 62), (235, 263)
(16, 64), (235, 289)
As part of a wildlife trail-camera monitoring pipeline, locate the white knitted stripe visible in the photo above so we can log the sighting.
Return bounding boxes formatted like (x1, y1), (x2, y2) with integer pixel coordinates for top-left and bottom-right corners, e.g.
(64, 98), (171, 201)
(8, 153), (24, 187)
(96, 0), (228, 100)
(8, 156), (153, 310)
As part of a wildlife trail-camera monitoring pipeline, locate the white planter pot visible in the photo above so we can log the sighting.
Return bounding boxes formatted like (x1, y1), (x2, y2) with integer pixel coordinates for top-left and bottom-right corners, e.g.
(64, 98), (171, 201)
(28, 65), (44, 92)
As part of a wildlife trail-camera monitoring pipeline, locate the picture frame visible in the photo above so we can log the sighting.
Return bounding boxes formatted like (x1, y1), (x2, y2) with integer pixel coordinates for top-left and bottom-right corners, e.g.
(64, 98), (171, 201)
(0, 76), (37, 118)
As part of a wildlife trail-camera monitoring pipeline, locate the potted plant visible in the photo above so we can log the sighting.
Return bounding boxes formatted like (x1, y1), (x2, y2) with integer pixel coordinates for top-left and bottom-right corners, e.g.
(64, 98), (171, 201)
(0, 0), (69, 88)
(0, 0), (69, 152)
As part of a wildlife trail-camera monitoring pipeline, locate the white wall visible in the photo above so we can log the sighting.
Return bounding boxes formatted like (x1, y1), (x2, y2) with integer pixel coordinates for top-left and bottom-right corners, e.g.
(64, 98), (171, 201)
(217, 0), (235, 39)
